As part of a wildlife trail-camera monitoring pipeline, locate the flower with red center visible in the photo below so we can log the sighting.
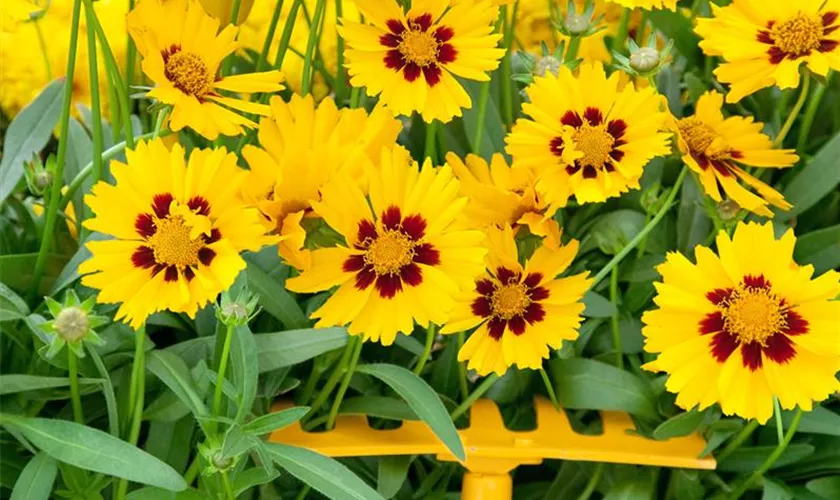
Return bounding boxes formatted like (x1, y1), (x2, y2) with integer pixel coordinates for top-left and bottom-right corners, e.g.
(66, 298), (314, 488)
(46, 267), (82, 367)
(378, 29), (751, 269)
(696, 1), (840, 102)
(339, 0), (505, 123)
(442, 226), (591, 376)
(285, 146), (487, 345)
(506, 62), (671, 207)
(127, 0), (284, 139)
(673, 91), (798, 217)
(78, 139), (275, 329)
(642, 222), (840, 423)
(242, 94), (401, 270)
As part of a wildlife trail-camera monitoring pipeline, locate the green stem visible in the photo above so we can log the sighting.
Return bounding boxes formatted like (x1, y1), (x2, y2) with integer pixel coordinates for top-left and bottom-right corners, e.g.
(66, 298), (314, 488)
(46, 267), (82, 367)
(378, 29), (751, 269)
(349, 86), (362, 108)
(450, 373), (500, 420)
(612, 9), (631, 55)
(538, 368), (559, 410)
(716, 419), (760, 462)
(59, 130), (170, 211)
(636, 11), (649, 44)
(414, 324), (436, 375)
(302, 337), (357, 425)
(726, 410), (803, 500)
(29, 0), (82, 304)
(300, 0), (326, 95)
(68, 349), (84, 424)
(500, 5), (515, 129)
(334, 0), (346, 101)
(256, 0), (284, 73)
(325, 338), (363, 429)
(184, 455), (201, 485)
(573, 462), (604, 500)
(796, 72), (829, 153)
(298, 355), (328, 405)
(774, 73), (811, 147)
(34, 19), (52, 80)
(116, 327), (146, 500)
(221, 470), (235, 500)
(88, 347), (119, 436)
(689, 0), (705, 23)
(294, 485), (311, 500)
(228, 0), (243, 25)
(82, 0), (104, 242)
(219, 0), (245, 77)
(773, 397), (784, 444)
(108, 81), (121, 144)
(473, 81), (491, 154)
(456, 332), (468, 401)
(565, 36), (581, 63)
(609, 266), (623, 369)
(589, 166), (688, 290)
(126, 0), (136, 102)
(125, 326), (146, 435)
(212, 324), (236, 424)
(424, 120), (438, 162)
(153, 108), (167, 138)
(274, 0), (304, 72)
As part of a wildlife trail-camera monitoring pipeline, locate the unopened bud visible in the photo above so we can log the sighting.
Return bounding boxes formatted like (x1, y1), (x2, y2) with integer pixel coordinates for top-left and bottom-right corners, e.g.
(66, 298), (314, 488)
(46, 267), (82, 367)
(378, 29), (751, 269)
(535, 56), (561, 77)
(54, 307), (89, 342)
(33, 171), (53, 192)
(717, 199), (741, 221)
(564, 14), (590, 36)
(630, 47), (660, 73)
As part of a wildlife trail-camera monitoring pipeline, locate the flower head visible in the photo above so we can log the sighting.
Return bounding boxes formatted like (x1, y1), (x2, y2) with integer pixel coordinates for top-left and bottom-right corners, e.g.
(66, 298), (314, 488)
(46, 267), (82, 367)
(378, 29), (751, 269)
(442, 226), (591, 376)
(285, 147), (487, 345)
(674, 91), (798, 217)
(696, 0), (840, 102)
(242, 94), (401, 270)
(79, 139), (274, 329)
(40, 290), (108, 358)
(506, 62), (671, 207)
(339, 0), (505, 123)
(642, 222), (840, 423)
(127, 0), (284, 139)
(445, 152), (561, 246)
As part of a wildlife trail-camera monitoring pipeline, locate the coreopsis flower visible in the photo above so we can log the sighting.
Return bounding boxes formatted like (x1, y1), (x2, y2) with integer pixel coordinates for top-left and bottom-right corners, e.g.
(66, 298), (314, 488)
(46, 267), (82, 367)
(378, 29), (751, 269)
(241, 94), (402, 270)
(286, 147), (487, 346)
(674, 91), (798, 217)
(79, 139), (274, 329)
(339, 0), (505, 123)
(444, 152), (561, 246)
(608, 0), (676, 10)
(127, 0), (284, 140)
(442, 226), (591, 376)
(695, 0), (840, 103)
(506, 62), (671, 207)
(642, 222), (840, 423)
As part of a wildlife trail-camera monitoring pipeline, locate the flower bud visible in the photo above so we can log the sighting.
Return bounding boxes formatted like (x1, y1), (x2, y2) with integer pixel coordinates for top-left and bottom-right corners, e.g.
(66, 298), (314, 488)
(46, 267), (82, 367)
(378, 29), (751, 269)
(630, 47), (660, 73)
(54, 307), (90, 343)
(535, 56), (562, 77)
(217, 287), (259, 327)
(717, 199), (741, 221)
(40, 290), (107, 359)
(564, 13), (590, 36)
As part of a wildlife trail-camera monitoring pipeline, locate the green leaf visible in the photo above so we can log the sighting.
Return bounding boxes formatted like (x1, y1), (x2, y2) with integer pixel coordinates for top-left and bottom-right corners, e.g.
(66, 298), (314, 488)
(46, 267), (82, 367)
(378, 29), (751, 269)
(0, 253), (67, 297)
(0, 79), (64, 206)
(806, 476), (840, 499)
(582, 291), (617, 318)
(793, 225), (840, 275)
(702, 419), (743, 457)
(355, 364), (465, 461)
(0, 375), (71, 395)
(232, 468), (280, 496)
(548, 358), (658, 420)
(339, 396), (418, 421)
(377, 456), (411, 499)
(649, 9), (702, 68)
(779, 132), (840, 220)
(0, 283), (29, 322)
(10, 452), (57, 500)
(461, 79), (505, 159)
(255, 327), (348, 372)
(2, 415), (187, 491)
(245, 261), (307, 329)
(126, 487), (207, 500)
(230, 325), (258, 423)
(763, 477), (794, 500)
(782, 406), (840, 436)
(677, 174), (712, 254)
(603, 468), (655, 500)
(264, 442), (384, 500)
(652, 409), (705, 440)
(718, 444), (815, 472)
(146, 350), (208, 418)
(242, 407), (310, 435)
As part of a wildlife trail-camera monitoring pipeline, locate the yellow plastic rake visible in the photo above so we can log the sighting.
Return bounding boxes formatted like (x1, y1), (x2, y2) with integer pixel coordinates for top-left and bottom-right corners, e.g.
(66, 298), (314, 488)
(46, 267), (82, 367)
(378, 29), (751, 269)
(269, 397), (715, 500)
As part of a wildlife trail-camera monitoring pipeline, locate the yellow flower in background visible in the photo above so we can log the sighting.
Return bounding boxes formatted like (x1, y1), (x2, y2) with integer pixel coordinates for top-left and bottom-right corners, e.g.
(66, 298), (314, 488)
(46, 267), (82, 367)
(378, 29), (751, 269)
(127, 0), (284, 140)
(199, 0), (255, 25)
(242, 94), (402, 270)
(642, 222), (840, 423)
(674, 91), (798, 217)
(286, 147), (487, 346)
(340, 0), (505, 123)
(79, 139), (274, 329)
(442, 225), (590, 376)
(238, 0), (359, 99)
(445, 152), (561, 246)
(506, 62), (671, 207)
(608, 0), (676, 10)
(696, 0), (840, 103)
(0, 0), (128, 118)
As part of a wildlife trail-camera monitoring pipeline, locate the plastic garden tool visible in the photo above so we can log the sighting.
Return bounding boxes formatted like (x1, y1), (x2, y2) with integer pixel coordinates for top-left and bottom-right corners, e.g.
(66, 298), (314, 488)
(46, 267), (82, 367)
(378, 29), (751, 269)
(269, 397), (716, 500)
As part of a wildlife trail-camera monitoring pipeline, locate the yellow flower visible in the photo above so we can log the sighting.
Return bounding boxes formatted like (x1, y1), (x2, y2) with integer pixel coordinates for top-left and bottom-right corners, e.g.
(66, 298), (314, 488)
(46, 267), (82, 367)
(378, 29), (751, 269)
(340, 0), (505, 123)
(0, 0), (127, 118)
(79, 138), (274, 329)
(441, 225), (591, 376)
(238, 0), (359, 99)
(241, 94), (402, 270)
(199, 0), (255, 24)
(608, 0), (676, 10)
(506, 62), (671, 207)
(445, 152), (561, 245)
(127, 0), (284, 140)
(286, 147), (487, 346)
(642, 222), (840, 423)
(674, 91), (798, 217)
(695, 0), (840, 102)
